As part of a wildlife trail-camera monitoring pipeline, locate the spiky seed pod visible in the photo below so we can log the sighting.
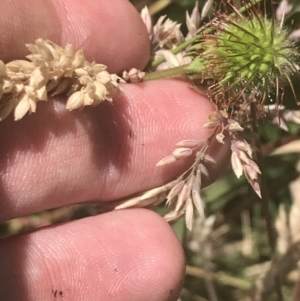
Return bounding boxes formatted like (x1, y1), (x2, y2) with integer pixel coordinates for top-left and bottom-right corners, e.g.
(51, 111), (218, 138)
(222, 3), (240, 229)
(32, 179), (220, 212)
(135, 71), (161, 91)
(187, 3), (300, 111)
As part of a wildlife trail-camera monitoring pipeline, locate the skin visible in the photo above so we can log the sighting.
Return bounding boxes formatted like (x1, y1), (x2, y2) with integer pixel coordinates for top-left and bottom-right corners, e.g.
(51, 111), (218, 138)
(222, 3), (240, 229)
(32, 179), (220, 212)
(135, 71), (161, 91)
(0, 0), (230, 300)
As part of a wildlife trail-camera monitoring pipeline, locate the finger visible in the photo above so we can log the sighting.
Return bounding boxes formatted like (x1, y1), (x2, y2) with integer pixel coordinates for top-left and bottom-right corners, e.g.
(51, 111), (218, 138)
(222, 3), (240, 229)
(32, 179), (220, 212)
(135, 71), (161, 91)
(0, 80), (230, 221)
(0, 0), (150, 72)
(0, 209), (185, 301)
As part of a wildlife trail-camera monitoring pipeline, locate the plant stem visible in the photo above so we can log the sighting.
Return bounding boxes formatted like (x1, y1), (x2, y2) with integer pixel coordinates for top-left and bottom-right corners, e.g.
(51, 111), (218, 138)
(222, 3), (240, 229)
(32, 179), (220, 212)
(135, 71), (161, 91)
(143, 64), (188, 81)
(148, 0), (172, 15)
(186, 265), (251, 290)
(250, 104), (283, 301)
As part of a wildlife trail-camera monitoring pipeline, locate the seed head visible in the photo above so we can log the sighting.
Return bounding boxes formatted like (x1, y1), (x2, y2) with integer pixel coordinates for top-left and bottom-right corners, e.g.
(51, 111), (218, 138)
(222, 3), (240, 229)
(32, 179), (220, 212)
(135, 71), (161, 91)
(187, 2), (300, 111)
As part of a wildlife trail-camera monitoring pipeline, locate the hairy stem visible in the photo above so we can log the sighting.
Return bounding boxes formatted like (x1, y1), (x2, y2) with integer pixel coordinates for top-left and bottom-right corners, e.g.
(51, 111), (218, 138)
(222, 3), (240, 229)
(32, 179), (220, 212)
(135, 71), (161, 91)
(143, 64), (188, 81)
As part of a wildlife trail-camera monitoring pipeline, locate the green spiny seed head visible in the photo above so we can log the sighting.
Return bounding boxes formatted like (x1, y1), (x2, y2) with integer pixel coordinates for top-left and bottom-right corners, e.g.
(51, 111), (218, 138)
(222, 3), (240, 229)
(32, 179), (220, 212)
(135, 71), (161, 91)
(187, 5), (300, 110)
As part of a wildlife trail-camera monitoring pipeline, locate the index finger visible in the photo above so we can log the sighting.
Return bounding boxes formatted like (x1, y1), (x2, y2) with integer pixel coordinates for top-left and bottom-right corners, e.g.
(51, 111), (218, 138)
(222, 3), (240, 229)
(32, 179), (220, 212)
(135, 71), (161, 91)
(0, 0), (150, 73)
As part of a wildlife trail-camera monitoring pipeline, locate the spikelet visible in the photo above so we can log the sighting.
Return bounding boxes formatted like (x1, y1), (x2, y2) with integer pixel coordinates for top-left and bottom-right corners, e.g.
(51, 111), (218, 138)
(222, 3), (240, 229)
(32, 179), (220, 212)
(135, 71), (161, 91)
(0, 39), (121, 121)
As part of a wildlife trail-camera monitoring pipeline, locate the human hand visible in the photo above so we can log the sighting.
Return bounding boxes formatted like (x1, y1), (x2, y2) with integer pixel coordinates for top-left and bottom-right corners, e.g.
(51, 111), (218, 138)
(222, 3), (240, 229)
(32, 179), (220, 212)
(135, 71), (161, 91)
(0, 1), (229, 300)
